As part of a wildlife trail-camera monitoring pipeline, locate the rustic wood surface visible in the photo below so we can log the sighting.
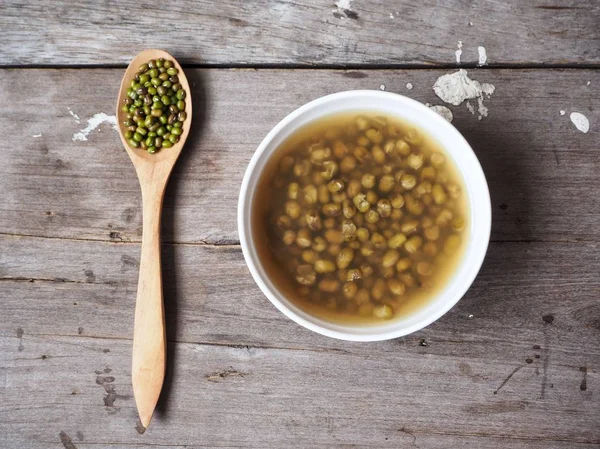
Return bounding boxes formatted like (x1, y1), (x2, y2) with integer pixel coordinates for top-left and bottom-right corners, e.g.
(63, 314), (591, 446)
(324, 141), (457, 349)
(1, 69), (599, 245)
(1, 0), (599, 67)
(1, 67), (598, 448)
(1, 1), (599, 446)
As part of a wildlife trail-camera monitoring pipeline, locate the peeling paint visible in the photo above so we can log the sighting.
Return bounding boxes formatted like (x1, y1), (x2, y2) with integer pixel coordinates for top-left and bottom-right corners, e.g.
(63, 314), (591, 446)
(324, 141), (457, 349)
(429, 105), (454, 123)
(570, 112), (589, 133)
(455, 40), (463, 64)
(433, 69), (495, 119)
(477, 46), (487, 66)
(335, 0), (352, 9)
(67, 107), (81, 124)
(72, 113), (118, 142)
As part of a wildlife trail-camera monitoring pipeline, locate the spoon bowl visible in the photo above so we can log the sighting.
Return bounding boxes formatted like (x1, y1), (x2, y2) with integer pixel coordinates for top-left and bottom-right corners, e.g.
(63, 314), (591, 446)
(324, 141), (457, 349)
(115, 49), (192, 429)
(117, 49), (192, 167)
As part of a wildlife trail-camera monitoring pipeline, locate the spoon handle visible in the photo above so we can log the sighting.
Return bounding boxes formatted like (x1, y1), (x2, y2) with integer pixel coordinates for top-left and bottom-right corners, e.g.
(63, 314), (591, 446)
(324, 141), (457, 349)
(132, 182), (167, 429)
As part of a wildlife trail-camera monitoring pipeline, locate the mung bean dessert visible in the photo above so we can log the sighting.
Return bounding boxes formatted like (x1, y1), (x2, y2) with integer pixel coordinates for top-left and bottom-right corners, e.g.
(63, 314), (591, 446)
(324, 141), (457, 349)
(253, 112), (469, 324)
(120, 58), (187, 154)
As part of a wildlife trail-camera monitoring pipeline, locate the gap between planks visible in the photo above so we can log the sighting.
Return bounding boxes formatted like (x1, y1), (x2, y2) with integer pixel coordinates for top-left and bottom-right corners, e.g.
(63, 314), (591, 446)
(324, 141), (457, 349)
(0, 231), (238, 248)
(31, 427), (600, 446)
(5, 331), (600, 360)
(0, 231), (596, 248)
(2, 331), (352, 356)
(2, 63), (600, 70)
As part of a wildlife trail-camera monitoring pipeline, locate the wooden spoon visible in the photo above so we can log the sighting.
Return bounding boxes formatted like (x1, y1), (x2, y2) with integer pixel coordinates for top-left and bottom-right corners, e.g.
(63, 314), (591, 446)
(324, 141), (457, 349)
(115, 49), (192, 429)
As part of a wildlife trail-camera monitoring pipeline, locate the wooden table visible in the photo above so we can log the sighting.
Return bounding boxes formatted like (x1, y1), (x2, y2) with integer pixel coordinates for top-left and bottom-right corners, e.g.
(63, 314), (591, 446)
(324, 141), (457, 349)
(1, 1), (599, 448)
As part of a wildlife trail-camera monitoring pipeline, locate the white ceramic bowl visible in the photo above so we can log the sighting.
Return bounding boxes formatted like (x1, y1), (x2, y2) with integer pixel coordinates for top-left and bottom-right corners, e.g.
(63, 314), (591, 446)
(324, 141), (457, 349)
(238, 90), (491, 341)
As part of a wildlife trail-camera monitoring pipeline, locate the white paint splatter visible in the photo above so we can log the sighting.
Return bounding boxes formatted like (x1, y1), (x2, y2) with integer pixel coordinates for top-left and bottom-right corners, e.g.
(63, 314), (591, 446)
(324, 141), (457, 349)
(335, 0), (352, 9)
(433, 70), (496, 105)
(560, 110), (565, 116)
(270, 2), (294, 21)
(455, 41), (463, 64)
(406, 82), (413, 90)
(379, 84), (386, 91)
(433, 69), (495, 118)
(72, 113), (118, 142)
(477, 46), (487, 66)
(468, 314), (474, 318)
(333, 0), (354, 16)
(67, 107), (81, 124)
(586, 81), (591, 86)
(466, 101), (475, 115)
(476, 97), (488, 119)
(570, 112), (589, 133)
(389, 12), (394, 19)
(32, 133), (42, 138)
(429, 105), (453, 123)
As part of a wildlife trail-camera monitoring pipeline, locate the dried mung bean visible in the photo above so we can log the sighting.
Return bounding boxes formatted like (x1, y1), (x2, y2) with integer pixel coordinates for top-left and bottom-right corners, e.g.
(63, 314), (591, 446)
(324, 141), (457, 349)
(122, 58), (188, 154)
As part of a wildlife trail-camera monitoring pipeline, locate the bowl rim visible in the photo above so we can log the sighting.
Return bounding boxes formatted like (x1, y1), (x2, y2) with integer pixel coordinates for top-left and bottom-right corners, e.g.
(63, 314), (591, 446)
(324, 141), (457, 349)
(238, 89), (491, 341)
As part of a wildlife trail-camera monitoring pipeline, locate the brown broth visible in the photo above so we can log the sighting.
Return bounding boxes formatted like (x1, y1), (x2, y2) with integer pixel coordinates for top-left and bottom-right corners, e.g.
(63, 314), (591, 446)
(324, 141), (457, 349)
(252, 112), (469, 325)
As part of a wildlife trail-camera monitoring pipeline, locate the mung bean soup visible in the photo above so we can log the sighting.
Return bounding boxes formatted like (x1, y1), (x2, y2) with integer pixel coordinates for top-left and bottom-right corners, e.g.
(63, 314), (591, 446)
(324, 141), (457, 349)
(252, 112), (469, 324)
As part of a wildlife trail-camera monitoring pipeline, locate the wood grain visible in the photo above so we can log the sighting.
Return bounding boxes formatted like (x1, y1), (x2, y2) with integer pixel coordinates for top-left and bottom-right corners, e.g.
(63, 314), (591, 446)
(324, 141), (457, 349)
(0, 68), (598, 245)
(1, 0), (599, 66)
(0, 329), (598, 448)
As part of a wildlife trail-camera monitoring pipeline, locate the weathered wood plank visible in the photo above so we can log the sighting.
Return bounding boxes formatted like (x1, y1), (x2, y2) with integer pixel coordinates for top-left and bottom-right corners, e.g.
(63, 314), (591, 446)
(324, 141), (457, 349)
(1, 234), (599, 444)
(1, 333), (598, 448)
(4, 440), (595, 449)
(1, 0), (599, 66)
(1, 234), (599, 359)
(0, 68), (598, 245)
